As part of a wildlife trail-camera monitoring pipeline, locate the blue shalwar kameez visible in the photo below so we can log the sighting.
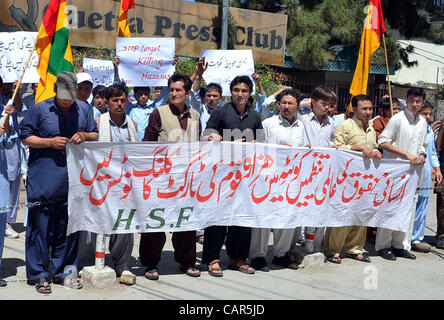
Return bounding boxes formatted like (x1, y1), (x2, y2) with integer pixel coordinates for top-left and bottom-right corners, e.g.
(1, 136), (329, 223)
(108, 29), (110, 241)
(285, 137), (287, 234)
(19, 98), (97, 282)
(0, 99), (22, 224)
(412, 125), (440, 244)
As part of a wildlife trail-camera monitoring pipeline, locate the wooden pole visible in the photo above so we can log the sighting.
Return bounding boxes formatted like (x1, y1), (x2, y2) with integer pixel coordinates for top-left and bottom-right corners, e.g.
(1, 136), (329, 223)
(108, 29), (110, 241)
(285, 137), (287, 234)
(382, 33), (394, 116)
(1, 37), (38, 127)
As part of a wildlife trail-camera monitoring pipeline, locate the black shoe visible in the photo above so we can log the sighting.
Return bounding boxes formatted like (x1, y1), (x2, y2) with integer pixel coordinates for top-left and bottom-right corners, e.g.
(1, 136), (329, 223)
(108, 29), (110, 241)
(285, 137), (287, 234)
(0, 279), (6, 287)
(250, 257), (270, 272)
(393, 248), (416, 260)
(272, 255), (299, 270)
(379, 248), (396, 261)
(115, 263), (128, 277)
(436, 237), (444, 249)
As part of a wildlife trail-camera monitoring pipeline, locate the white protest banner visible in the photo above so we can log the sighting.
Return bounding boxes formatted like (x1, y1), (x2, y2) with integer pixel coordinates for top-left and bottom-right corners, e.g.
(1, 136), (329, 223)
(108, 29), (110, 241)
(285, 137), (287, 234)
(83, 58), (114, 87)
(200, 49), (255, 96)
(67, 141), (420, 235)
(116, 37), (175, 87)
(0, 32), (39, 83)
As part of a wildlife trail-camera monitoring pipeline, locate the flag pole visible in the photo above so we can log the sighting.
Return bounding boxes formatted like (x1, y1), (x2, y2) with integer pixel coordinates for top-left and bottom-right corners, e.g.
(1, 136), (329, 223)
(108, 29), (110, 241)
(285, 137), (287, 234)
(1, 37), (38, 127)
(382, 32), (393, 116)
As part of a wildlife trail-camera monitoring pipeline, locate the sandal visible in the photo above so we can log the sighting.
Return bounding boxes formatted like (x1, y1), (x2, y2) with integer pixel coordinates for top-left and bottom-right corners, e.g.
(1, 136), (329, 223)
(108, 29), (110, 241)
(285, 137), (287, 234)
(35, 277), (51, 294)
(207, 259), (223, 277)
(179, 266), (201, 277)
(346, 252), (371, 263)
(227, 260), (255, 274)
(144, 267), (159, 280)
(326, 254), (342, 264)
(53, 276), (83, 289)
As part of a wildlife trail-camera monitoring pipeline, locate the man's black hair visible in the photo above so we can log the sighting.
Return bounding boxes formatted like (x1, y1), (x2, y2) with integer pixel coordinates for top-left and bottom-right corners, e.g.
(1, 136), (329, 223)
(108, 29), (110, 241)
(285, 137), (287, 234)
(229, 75), (253, 93)
(105, 84), (128, 100)
(134, 86), (150, 94)
(92, 85), (107, 98)
(168, 73), (192, 91)
(422, 100), (434, 110)
(205, 83), (223, 96)
(351, 94), (372, 108)
(278, 88), (301, 104)
(379, 97), (400, 110)
(407, 87), (426, 99)
(311, 86), (336, 102)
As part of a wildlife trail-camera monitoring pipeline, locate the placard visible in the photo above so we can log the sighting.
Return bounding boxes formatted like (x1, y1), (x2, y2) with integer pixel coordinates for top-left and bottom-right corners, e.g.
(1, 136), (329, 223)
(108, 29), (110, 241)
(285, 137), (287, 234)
(0, 32), (39, 83)
(200, 49), (255, 96)
(83, 57), (114, 87)
(116, 37), (175, 86)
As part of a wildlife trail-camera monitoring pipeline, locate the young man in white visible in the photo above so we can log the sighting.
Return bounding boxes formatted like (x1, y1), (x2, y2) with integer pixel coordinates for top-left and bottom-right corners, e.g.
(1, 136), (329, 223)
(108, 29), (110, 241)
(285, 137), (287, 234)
(296, 87), (337, 254)
(376, 87), (428, 261)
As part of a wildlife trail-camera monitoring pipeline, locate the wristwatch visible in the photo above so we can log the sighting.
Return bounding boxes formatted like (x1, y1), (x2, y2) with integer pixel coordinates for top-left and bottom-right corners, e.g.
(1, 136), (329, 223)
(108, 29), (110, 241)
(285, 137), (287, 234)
(420, 152), (427, 159)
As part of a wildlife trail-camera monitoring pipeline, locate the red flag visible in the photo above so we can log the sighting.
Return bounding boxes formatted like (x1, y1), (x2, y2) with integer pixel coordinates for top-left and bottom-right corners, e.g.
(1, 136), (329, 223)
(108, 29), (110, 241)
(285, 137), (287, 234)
(117, 0), (135, 37)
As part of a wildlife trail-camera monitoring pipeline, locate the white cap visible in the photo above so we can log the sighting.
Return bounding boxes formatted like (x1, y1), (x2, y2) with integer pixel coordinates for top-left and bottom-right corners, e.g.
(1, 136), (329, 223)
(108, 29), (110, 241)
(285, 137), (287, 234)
(76, 72), (93, 85)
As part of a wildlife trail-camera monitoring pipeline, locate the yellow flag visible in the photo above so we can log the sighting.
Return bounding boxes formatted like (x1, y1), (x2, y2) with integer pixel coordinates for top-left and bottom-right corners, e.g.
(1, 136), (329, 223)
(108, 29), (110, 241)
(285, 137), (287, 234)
(349, 0), (386, 110)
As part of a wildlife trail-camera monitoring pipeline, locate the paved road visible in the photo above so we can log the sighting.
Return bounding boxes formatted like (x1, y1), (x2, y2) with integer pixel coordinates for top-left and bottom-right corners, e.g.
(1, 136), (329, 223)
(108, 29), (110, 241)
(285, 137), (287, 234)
(0, 190), (443, 300)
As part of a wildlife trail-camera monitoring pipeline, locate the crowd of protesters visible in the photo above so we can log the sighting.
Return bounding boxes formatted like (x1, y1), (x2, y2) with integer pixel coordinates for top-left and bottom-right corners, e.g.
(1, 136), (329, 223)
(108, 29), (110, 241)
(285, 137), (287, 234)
(0, 55), (443, 294)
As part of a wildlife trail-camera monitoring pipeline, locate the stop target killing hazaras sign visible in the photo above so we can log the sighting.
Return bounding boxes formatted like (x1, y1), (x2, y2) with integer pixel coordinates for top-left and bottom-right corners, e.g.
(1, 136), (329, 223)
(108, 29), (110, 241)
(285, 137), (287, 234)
(116, 37), (175, 86)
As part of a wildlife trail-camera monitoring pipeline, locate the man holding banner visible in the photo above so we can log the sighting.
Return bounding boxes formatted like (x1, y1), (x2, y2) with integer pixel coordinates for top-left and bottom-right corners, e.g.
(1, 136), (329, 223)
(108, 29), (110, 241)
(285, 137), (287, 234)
(19, 71), (98, 294)
(296, 87), (337, 255)
(249, 88), (305, 272)
(324, 94), (381, 264)
(202, 75), (263, 276)
(139, 73), (201, 280)
(376, 87), (428, 261)
(93, 84), (138, 285)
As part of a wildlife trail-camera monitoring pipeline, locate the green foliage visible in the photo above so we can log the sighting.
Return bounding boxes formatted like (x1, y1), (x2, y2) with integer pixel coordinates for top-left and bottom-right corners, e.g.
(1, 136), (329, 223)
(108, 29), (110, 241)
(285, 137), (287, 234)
(227, 12), (237, 49)
(381, 0), (430, 40)
(176, 56), (199, 76)
(437, 86), (444, 100)
(286, 0), (367, 69)
(288, 33), (330, 70)
(196, 0), (278, 11)
(71, 46), (113, 72)
(371, 25), (401, 69)
(429, 24), (444, 45)
(254, 63), (283, 96)
(285, 0), (403, 70)
(195, 0), (444, 70)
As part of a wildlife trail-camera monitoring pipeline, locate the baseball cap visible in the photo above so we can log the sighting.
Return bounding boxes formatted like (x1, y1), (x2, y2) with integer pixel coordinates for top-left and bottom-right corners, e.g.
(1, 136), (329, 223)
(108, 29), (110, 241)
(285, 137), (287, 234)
(76, 72), (93, 86)
(55, 71), (77, 100)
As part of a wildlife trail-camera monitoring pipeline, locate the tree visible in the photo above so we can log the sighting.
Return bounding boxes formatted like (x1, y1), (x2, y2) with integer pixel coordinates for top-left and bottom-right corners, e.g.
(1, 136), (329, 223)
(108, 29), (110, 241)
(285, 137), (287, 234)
(196, 0), (278, 11)
(197, 0), (402, 70)
(286, 0), (391, 70)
